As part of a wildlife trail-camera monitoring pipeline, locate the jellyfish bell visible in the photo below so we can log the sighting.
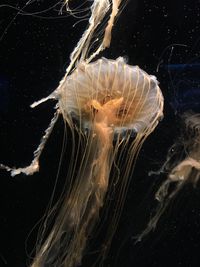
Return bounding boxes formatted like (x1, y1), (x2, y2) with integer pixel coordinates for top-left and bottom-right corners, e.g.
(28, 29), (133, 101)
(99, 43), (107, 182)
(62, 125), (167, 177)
(55, 57), (163, 134)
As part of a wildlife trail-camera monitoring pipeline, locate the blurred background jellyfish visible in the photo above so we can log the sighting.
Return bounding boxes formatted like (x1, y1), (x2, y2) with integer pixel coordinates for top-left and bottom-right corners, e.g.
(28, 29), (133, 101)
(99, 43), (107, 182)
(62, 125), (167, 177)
(136, 112), (200, 241)
(134, 53), (200, 241)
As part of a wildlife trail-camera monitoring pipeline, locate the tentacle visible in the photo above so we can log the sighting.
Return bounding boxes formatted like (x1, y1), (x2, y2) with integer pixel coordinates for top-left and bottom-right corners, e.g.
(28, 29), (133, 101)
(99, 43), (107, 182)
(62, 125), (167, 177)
(0, 107), (60, 177)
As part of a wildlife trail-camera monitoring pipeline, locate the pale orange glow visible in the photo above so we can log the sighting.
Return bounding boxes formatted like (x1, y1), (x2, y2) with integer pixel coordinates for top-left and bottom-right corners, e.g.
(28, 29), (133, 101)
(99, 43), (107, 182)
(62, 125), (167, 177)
(0, 1), (164, 266)
(31, 57), (163, 267)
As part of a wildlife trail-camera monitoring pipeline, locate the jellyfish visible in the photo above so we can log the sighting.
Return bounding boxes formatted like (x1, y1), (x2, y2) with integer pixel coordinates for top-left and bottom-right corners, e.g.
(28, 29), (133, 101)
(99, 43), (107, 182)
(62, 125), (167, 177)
(0, 56), (163, 266)
(136, 112), (200, 241)
(0, 0), (164, 266)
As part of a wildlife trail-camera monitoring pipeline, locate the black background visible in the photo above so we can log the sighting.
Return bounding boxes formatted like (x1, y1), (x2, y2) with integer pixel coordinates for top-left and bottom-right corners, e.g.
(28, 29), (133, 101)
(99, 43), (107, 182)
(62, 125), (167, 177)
(0, 0), (200, 267)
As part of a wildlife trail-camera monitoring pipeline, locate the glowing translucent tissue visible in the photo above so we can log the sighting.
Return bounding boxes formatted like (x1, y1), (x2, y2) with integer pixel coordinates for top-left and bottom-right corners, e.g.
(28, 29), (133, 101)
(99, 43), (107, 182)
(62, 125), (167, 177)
(0, 1), (164, 266)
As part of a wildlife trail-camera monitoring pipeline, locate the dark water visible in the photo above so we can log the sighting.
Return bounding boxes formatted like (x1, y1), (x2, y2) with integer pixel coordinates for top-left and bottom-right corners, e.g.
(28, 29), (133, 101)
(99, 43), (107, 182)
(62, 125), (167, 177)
(0, 0), (200, 267)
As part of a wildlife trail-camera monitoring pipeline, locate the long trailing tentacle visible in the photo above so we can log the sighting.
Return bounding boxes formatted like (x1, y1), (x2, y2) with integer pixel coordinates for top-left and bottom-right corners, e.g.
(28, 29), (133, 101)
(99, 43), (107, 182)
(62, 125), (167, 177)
(0, 106), (60, 177)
